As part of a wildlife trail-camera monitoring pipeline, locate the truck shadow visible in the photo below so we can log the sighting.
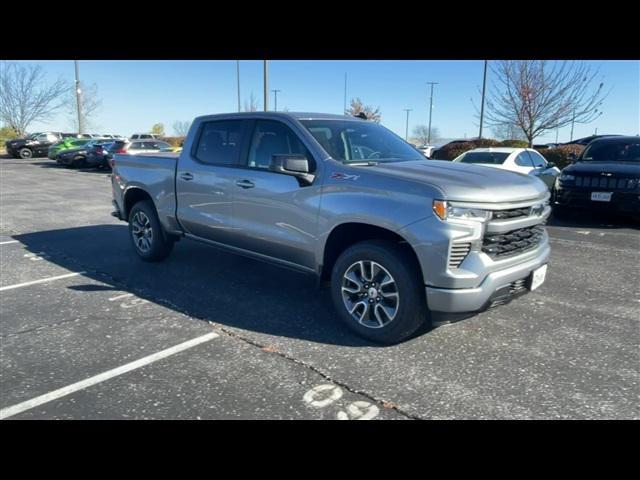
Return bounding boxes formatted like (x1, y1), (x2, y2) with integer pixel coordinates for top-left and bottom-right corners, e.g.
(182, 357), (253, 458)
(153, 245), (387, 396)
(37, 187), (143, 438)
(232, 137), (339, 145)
(13, 224), (378, 347)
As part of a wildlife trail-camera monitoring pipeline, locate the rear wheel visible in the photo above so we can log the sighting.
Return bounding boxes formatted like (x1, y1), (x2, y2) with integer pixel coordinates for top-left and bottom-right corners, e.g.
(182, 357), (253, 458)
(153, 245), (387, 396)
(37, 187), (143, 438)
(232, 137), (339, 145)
(18, 148), (33, 159)
(70, 156), (86, 168)
(128, 200), (174, 262)
(330, 240), (428, 344)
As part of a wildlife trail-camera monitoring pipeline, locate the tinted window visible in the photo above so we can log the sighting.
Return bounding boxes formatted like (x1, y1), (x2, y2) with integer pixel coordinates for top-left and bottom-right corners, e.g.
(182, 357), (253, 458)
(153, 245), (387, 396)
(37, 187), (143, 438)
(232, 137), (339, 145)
(300, 120), (421, 163)
(514, 152), (534, 167)
(247, 120), (308, 169)
(129, 142), (145, 150)
(581, 140), (640, 163)
(195, 120), (248, 165)
(459, 151), (510, 165)
(526, 150), (547, 167)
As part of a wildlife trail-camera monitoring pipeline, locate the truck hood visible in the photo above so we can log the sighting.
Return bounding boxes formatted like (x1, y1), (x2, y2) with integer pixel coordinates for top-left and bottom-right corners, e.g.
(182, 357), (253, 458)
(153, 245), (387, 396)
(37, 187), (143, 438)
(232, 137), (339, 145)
(367, 160), (548, 203)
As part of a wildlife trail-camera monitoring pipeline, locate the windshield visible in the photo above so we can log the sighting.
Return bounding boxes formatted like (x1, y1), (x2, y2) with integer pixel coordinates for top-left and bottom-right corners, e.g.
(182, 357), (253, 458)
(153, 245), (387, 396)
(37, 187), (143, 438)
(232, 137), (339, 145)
(580, 140), (640, 163)
(299, 119), (422, 163)
(457, 151), (510, 164)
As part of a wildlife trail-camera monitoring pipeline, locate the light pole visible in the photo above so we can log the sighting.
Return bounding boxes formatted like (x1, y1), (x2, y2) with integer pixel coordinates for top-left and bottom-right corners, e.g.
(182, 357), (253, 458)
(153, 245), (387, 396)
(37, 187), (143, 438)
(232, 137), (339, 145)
(478, 60), (488, 139)
(272, 89), (281, 112)
(236, 60), (241, 112)
(570, 107), (576, 141)
(427, 82), (438, 144)
(74, 60), (83, 134)
(403, 108), (412, 141)
(343, 72), (347, 114)
(263, 60), (268, 112)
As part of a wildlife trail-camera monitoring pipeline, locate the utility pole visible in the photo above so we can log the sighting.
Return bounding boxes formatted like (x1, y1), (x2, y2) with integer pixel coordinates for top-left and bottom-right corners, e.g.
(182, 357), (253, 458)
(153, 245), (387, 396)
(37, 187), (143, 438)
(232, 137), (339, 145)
(478, 60), (488, 139)
(272, 89), (281, 112)
(343, 72), (347, 114)
(555, 128), (559, 144)
(263, 60), (268, 112)
(74, 60), (83, 134)
(570, 107), (576, 141)
(595, 127), (598, 135)
(403, 108), (412, 141)
(236, 60), (241, 112)
(426, 82), (438, 144)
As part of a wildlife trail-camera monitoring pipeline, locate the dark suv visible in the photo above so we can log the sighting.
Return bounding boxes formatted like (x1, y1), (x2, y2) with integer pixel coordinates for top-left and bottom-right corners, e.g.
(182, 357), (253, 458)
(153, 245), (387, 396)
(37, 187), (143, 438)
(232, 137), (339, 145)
(5, 132), (64, 159)
(553, 136), (640, 219)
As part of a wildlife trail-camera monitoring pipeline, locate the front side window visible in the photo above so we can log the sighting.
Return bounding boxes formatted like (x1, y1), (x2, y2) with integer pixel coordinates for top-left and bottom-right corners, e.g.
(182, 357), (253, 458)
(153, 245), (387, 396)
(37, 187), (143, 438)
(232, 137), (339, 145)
(247, 120), (308, 169)
(459, 151), (510, 165)
(581, 140), (640, 163)
(195, 120), (248, 165)
(300, 120), (422, 163)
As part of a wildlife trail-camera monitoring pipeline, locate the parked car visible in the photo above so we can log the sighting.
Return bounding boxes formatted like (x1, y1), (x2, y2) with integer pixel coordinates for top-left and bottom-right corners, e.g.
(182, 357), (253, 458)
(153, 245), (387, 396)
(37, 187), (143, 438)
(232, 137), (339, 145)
(5, 132), (63, 159)
(120, 140), (173, 155)
(430, 139), (476, 160)
(48, 138), (93, 160)
(553, 136), (640, 219)
(111, 112), (550, 344)
(417, 145), (436, 158)
(452, 147), (561, 189)
(56, 139), (114, 168)
(86, 140), (127, 169)
(130, 133), (161, 140)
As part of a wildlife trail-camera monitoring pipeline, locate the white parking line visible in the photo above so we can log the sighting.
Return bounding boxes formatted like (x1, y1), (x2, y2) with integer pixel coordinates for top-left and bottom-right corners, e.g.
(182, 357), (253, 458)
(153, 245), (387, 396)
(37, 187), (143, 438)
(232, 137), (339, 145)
(0, 240), (19, 245)
(0, 331), (220, 420)
(0, 272), (85, 292)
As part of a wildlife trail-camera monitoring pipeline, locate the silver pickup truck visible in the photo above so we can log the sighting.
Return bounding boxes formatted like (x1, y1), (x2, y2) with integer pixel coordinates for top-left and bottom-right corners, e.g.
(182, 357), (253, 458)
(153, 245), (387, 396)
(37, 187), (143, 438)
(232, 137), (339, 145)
(111, 112), (550, 344)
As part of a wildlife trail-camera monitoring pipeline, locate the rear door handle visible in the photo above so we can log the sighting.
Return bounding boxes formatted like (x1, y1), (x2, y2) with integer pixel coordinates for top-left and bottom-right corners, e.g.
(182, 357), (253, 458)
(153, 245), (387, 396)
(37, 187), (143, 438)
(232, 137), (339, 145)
(235, 179), (255, 189)
(180, 172), (194, 181)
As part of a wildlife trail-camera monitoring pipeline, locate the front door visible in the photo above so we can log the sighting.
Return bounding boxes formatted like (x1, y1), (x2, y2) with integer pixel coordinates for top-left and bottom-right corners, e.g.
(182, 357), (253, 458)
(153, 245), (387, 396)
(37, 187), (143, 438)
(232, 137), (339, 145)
(231, 119), (321, 270)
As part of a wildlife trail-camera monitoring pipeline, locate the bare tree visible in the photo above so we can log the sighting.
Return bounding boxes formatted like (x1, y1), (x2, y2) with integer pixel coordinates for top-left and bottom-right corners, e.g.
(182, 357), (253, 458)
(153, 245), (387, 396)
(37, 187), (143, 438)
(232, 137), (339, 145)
(412, 124), (440, 145)
(0, 62), (69, 136)
(345, 98), (381, 123)
(173, 120), (191, 136)
(243, 92), (260, 112)
(491, 122), (527, 141)
(481, 60), (607, 147)
(67, 81), (102, 131)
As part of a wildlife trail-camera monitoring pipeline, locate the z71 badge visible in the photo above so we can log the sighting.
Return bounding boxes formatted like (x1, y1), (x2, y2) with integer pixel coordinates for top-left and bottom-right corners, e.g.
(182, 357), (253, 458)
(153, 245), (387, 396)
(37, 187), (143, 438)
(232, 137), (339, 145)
(330, 172), (360, 181)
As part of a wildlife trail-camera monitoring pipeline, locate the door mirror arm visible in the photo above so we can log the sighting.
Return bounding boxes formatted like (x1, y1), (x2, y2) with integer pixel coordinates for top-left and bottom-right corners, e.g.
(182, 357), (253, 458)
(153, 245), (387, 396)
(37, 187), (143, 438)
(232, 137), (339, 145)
(269, 154), (316, 186)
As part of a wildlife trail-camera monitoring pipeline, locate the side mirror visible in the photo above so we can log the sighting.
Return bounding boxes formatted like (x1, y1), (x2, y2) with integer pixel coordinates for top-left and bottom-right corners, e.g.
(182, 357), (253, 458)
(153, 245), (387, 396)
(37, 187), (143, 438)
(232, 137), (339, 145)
(545, 162), (556, 169)
(269, 154), (315, 185)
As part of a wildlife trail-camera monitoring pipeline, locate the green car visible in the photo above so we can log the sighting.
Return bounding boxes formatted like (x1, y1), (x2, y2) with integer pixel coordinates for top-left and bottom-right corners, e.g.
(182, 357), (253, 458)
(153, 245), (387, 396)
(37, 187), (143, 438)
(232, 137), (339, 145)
(48, 138), (92, 160)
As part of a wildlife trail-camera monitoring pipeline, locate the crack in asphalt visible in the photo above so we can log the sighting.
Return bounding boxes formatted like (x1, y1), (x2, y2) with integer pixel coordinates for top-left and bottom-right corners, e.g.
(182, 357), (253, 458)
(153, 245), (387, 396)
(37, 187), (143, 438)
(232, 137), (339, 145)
(2, 233), (421, 420)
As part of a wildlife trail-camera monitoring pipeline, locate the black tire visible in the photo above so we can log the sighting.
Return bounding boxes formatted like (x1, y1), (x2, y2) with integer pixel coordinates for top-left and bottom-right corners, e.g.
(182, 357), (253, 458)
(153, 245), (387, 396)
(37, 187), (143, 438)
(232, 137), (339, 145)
(128, 200), (174, 262)
(70, 156), (86, 168)
(18, 148), (33, 159)
(330, 240), (428, 344)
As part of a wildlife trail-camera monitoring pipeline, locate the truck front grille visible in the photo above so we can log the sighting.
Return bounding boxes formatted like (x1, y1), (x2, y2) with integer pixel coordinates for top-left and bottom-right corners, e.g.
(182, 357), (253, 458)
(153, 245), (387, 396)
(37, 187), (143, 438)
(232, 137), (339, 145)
(491, 207), (531, 220)
(482, 224), (545, 259)
(448, 242), (471, 268)
(573, 175), (638, 190)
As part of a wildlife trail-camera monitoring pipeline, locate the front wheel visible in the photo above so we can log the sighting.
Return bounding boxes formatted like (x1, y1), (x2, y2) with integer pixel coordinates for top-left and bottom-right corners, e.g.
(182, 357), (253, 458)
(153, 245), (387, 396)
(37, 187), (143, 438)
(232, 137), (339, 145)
(330, 240), (428, 344)
(18, 148), (33, 159)
(128, 200), (174, 262)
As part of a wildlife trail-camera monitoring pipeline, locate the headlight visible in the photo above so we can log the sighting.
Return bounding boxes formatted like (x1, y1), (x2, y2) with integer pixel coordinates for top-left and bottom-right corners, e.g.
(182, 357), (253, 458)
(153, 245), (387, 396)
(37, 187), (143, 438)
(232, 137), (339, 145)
(560, 173), (575, 181)
(433, 200), (492, 222)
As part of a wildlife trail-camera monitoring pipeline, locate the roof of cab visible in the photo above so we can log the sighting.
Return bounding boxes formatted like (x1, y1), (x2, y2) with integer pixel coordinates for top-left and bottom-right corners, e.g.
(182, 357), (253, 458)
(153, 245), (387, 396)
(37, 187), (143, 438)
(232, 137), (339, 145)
(193, 112), (364, 122)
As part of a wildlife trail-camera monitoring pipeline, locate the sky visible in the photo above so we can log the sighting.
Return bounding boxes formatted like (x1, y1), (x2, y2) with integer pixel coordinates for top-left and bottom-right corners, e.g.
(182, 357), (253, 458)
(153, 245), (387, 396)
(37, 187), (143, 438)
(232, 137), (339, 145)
(6, 60), (640, 144)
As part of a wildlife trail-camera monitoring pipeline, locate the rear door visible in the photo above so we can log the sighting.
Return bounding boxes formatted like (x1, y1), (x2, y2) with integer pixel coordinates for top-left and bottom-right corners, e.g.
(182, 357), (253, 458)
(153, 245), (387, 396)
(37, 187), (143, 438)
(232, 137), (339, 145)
(230, 119), (321, 270)
(175, 119), (251, 244)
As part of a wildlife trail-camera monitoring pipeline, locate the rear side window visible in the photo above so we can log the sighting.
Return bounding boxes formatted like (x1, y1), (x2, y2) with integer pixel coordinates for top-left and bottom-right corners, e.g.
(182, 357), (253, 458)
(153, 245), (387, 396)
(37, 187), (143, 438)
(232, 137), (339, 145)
(526, 150), (547, 167)
(130, 142), (144, 150)
(459, 151), (509, 164)
(514, 152), (534, 167)
(195, 120), (248, 165)
(246, 120), (308, 169)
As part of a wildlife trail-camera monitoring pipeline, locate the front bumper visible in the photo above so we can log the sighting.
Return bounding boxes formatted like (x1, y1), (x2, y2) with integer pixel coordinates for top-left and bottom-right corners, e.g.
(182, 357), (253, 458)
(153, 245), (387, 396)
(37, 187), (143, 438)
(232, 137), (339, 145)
(554, 187), (640, 215)
(426, 240), (550, 313)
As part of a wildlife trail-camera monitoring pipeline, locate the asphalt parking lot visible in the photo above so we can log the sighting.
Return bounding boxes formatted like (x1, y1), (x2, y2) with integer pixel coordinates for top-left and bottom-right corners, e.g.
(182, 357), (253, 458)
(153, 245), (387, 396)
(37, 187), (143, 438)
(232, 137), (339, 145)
(1, 156), (639, 419)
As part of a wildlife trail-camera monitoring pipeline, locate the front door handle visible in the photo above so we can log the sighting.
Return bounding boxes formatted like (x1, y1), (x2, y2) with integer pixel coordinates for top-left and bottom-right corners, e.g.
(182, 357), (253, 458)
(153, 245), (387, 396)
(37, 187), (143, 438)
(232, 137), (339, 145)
(180, 172), (194, 181)
(235, 179), (255, 189)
